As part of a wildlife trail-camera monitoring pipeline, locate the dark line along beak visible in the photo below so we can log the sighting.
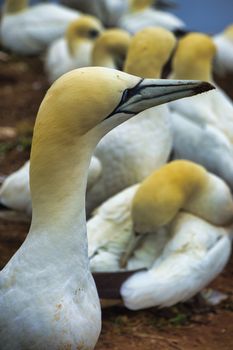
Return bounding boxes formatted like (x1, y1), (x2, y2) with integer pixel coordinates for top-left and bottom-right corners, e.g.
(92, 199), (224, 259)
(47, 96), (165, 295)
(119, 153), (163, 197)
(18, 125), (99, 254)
(106, 78), (214, 119)
(93, 269), (146, 299)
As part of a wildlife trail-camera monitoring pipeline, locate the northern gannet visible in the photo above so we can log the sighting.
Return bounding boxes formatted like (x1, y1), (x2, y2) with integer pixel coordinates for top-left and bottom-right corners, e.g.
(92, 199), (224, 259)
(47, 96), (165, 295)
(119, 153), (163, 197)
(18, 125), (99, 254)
(0, 68), (212, 348)
(88, 161), (233, 310)
(87, 27), (177, 214)
(92, 28), (131, 70)
(119, 0), (185, 34)
(1, 0), (80, 55)
(213, 24), (233, 76)
(169, 33), (233, 189)
(45, 16), (103, 83)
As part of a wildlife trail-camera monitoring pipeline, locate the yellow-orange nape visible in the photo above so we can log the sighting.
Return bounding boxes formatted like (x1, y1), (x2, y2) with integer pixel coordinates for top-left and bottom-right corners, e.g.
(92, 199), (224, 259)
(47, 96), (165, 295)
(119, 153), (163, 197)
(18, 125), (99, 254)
(65, 15), (103, 56)
(172, 32), (216, 81)
(132, 160), (233, 234)
(124, 26), (176, 78)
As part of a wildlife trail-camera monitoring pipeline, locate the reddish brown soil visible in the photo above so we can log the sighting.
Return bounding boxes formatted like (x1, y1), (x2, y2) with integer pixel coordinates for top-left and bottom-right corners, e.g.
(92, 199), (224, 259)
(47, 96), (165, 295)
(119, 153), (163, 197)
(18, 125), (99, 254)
(0, 54), (233, 350)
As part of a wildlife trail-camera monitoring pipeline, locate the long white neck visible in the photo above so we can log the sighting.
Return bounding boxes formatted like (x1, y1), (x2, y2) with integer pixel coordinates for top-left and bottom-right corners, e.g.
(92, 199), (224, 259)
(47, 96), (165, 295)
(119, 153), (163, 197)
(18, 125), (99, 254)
(4, 0), (28, 14)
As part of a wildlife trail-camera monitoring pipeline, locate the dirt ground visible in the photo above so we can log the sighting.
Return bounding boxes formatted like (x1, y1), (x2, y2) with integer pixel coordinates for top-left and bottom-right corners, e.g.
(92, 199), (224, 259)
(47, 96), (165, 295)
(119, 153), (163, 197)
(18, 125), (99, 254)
(0, 52), (233, 350)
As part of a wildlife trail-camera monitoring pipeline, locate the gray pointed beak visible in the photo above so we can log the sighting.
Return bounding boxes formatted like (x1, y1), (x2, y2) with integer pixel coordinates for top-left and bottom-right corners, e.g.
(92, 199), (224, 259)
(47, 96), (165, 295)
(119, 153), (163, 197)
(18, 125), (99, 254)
(107, 79), (214, 119)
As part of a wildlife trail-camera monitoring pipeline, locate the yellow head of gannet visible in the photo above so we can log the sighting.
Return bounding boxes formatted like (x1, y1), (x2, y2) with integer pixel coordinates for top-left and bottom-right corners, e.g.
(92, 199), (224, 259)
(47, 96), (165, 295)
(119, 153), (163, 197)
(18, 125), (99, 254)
(129, 0), (154, 12)
(92, 29), (131, 69)
(124, 26), (176, 78)
(0, 69), (213, 349)
(172, 33), (217, 81)
(132, 160), (233, 234)
(4, 0), (28, 14)
(66, 15), (103, 56)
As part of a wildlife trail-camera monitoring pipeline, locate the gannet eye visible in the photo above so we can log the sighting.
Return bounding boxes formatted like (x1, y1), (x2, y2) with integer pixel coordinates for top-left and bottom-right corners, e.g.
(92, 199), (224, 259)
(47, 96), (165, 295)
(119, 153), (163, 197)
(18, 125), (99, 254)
(88, 29), (100, 39)
(121, 79), (143, 104)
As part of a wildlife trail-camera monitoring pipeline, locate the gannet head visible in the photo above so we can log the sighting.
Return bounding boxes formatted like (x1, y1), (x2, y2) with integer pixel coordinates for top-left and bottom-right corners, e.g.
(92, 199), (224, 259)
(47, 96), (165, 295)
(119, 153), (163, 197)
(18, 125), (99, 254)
(130, 0), (154, 12)
(92, 29), (131, 70)
(224, 24), (233, 40)
(172, 33), (216, 81)
(132, 160), (208, 233)
(33, 67), (214, 146)
(66, 16), (103, 56)
(124, 27), (176, 78)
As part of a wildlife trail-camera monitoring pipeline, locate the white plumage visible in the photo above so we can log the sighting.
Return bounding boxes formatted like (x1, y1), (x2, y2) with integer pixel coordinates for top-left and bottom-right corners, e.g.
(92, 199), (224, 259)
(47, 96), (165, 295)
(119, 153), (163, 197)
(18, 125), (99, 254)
(213, 25), (233, 76)
(1, 2), (80, 54)
(119, 7), (185, 34)
(121, 212), (232, 309)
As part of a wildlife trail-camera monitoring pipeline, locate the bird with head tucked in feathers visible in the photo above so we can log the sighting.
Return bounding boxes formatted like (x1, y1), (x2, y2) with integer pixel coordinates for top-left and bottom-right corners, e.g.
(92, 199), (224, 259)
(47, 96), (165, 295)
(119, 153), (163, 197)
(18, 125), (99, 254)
(88, 160), (233, 310)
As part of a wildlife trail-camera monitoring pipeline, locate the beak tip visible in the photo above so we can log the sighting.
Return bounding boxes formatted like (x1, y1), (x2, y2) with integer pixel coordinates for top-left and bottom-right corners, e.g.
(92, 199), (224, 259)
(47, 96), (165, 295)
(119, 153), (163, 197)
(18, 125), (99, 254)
(196, 81), (215, 94)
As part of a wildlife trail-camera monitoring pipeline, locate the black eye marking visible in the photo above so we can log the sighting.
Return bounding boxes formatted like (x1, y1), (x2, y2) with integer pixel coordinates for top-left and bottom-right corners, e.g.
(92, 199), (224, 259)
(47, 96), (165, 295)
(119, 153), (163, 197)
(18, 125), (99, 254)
(88, 29), (100, 39)
(104, 78), (144, 120)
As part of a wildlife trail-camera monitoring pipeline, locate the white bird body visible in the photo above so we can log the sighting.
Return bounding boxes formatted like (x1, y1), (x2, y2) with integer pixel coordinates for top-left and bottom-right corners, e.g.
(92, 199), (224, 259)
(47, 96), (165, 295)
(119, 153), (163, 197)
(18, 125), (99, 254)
(121, 212), (232, 309)
(170, 87), (233, 143)
(0, 221), (100, 349)
(0, 161), (31, 213)
(88, 184), (139, 272)
(88, 183), (168, 272)
(119, 8), (185, 34)
(171, 111), (233, 189)
(46, 37), (93, 83)
(87, 105), (172, 213)
(1, 2), (79, 54)
(214, 25), (233, 76)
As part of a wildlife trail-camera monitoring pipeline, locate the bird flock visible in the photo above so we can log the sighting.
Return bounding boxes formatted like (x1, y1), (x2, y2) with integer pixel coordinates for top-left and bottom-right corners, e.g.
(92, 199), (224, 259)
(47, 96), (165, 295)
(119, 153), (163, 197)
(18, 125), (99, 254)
(0, 0), (233, 349)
